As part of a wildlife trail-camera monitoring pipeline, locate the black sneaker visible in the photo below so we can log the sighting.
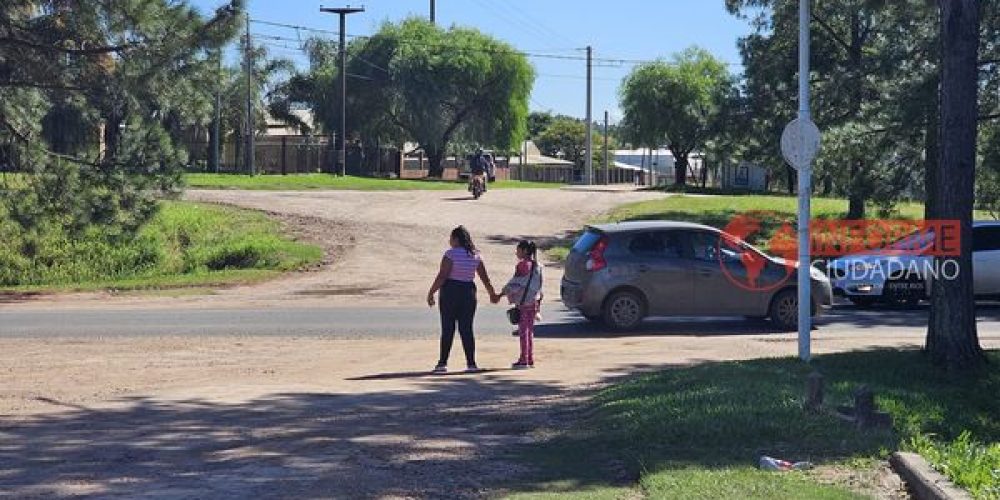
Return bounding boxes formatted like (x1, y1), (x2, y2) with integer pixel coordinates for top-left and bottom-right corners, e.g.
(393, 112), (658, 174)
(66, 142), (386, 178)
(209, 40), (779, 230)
(511, 361), (530, 370)
(465, 364), (481, 373)
(432, 364), (447, 374)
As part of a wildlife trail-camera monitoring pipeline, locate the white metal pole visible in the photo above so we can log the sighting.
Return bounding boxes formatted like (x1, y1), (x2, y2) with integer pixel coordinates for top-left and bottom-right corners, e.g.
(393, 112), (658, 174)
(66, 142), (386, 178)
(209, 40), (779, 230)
(585, 46), (593, 185)
(797, 0), (812, 362)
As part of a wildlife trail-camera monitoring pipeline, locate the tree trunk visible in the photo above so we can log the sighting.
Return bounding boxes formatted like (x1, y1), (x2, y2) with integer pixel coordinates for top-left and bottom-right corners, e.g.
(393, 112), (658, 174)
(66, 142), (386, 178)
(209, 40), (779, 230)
(847, 161), (866, 219)
(786, 165), (795, 195)
(700, 158), (709, 188)
(426, 146), (445, 178)
(821, 174), (833, 196)
(674, 154), (687, 186)
(102, 115), (123, 168)
(926, 0), (983, 370)
(207, 123), (219, 173)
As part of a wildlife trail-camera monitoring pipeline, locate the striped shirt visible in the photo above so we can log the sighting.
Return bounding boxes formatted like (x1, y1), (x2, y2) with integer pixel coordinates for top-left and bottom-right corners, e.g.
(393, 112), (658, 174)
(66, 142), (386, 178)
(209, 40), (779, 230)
(445, 247), (481, 282)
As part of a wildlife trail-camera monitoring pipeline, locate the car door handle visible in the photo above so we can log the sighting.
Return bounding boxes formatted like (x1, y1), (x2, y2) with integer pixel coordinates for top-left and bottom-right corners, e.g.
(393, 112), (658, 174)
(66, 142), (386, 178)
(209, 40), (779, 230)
(638, 264), (651, 273)
(697, 269), (713, 278)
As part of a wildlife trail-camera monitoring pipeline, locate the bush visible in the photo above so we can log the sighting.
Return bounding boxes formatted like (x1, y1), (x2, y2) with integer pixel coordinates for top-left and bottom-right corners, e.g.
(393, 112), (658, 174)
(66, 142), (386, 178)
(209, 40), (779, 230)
(0, 201), (321, 289)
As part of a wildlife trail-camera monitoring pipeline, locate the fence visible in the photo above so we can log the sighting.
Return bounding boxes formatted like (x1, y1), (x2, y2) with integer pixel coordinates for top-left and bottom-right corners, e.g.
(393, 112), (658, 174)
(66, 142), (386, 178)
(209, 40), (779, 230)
(184, 136), (336, 174)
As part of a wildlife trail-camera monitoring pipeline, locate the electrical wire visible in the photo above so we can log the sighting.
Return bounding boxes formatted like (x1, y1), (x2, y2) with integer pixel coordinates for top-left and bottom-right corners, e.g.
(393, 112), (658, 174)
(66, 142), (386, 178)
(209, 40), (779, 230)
(248, 18), (741, 68)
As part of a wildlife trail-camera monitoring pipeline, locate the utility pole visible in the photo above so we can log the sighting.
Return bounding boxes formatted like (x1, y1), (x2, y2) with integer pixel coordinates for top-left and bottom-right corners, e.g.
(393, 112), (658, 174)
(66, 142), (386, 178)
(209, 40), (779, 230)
(585, 45), (593, 185)
(321, 5), (365, 176)
(603, 110), (609, 185)
(244, 15), (255, 176)
(430, 0), (436, 24)
(210, 48), (221, 174)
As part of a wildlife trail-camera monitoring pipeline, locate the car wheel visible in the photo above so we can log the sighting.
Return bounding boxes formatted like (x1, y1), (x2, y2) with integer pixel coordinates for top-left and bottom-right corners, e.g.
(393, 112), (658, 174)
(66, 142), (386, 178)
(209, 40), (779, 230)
(885, 278), (924, 309)
(602, 290), (646, 331)
(769, 289), (799, 331)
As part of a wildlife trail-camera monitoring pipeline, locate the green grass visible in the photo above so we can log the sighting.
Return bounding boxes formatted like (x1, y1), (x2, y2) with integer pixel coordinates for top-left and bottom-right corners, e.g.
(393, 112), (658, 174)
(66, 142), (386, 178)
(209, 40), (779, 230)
(543, 194), (927, 263)
(0, 201), (323, 292)
(509, 350), (1000, 499)
(184, 173), (559, 191)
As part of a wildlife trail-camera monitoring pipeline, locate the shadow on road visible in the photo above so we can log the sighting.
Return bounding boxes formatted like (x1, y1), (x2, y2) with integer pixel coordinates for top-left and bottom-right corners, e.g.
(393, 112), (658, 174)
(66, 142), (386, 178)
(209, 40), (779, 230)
(346, 368), (504, 381)
(536, 317), (791, 338)
(0, 376), (578, 499)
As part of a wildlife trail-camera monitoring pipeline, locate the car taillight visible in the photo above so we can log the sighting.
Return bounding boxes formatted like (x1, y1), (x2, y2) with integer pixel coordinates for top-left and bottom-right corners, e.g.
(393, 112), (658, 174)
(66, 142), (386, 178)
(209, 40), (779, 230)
(585, 237), (608, 272)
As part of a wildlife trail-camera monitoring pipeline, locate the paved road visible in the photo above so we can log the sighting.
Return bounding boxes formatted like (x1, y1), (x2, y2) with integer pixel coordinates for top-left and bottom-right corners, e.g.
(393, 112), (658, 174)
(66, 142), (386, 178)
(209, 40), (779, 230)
(4, 303), (1000, 339)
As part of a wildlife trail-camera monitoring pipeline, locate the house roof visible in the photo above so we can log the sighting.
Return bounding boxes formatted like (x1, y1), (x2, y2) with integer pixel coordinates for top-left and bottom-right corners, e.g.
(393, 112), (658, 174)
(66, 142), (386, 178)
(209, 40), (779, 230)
(511, 140), (575, 166)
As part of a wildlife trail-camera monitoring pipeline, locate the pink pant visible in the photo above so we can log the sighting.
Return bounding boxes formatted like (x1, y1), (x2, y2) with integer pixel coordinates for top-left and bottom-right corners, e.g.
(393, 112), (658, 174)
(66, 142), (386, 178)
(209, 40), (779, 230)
(517, 303), (537, 364)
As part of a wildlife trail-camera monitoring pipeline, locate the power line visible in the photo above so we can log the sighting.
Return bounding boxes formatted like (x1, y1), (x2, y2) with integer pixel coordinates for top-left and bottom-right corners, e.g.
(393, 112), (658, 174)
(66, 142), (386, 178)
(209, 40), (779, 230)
(248, 18), (734, 68)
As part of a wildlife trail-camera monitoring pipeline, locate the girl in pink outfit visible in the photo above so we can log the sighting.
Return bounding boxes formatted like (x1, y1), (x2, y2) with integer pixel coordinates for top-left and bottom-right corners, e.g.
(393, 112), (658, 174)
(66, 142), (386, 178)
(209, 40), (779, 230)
(498, 240), (543, 369)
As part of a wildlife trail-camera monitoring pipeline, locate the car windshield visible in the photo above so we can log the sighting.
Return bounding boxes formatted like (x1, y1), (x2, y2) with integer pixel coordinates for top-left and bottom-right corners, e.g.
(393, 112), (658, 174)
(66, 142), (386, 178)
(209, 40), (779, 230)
(572, 230), (602, 253)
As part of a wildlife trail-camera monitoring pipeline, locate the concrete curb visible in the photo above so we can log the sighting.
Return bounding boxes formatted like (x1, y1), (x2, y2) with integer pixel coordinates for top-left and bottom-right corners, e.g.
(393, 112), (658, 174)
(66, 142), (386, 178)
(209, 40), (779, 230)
(889, 452), (972, 500)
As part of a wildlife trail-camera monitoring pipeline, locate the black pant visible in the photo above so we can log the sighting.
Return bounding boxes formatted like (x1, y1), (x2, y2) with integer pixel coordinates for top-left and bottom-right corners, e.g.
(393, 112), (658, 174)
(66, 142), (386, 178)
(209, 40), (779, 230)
(439, 280), (477, 366)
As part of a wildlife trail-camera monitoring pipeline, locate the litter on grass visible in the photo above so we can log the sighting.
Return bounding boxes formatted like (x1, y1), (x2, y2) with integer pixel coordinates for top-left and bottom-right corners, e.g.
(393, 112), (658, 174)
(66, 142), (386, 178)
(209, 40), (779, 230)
(759, 456), (814, 471)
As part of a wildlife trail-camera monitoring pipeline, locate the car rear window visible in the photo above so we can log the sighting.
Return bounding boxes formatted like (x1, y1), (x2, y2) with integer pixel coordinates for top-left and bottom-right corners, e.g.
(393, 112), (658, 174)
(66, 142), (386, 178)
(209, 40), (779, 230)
(571, 230), (603, 253)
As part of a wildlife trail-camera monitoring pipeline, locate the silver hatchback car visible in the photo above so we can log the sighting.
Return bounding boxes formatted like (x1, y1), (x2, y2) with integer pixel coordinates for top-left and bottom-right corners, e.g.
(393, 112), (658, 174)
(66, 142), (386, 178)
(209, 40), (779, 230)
(560, 221), (833, 330)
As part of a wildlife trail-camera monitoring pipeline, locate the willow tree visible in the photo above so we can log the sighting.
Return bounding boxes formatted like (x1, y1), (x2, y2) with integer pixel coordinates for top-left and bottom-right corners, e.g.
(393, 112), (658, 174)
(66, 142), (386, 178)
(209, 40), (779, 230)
(619, 48), (733, 187)
(343, 18), (534, 177)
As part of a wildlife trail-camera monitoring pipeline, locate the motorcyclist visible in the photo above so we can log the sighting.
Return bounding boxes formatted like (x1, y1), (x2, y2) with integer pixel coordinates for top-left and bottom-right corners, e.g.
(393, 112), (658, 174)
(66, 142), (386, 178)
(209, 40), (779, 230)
(469, 149), (488, 193)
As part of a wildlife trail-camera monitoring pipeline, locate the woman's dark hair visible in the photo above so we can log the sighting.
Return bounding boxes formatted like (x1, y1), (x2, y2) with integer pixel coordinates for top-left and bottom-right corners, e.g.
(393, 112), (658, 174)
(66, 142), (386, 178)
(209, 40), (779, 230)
(451, 226), (477, 255)
(517, 239), (538, 261)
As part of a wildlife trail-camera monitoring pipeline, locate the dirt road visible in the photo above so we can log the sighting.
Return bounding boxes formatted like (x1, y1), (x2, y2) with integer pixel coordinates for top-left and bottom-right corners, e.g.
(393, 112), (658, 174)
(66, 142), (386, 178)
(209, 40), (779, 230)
(2, 187), (997, 498)
(4, 187), (663, 311)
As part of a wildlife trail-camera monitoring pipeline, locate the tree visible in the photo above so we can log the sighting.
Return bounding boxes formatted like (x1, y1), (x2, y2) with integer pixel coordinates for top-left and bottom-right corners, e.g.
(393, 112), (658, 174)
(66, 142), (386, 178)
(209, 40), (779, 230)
(527, 111), (555, 138)
(289, 18), (534, 177)
(221, 39), (295, 173)
(619, 47), (732, 186)
(1, 1), (243, 238)
(726, 0), (999, 216)
(535, 117), (587, 165)
(926, 0), (984, 370)
(976, 123), (1000, 218)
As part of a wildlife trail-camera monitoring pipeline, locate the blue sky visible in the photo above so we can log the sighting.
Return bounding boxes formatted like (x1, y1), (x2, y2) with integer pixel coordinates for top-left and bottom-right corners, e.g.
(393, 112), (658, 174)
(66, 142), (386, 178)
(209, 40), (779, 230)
(191, 0), (753, 121)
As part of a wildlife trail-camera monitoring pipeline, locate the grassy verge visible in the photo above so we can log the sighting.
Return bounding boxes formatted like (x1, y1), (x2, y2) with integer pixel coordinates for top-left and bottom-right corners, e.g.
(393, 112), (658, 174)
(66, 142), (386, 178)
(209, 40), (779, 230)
(543, 195), (927, 263)
(184, 173), (559, 190)
(508, 350), (999, 499)
(0, 201), (323, 292)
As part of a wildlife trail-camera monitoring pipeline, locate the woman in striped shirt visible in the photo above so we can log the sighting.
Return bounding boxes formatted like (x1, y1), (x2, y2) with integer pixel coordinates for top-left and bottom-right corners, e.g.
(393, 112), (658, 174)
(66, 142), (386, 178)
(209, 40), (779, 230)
(426, 226), (499, 373)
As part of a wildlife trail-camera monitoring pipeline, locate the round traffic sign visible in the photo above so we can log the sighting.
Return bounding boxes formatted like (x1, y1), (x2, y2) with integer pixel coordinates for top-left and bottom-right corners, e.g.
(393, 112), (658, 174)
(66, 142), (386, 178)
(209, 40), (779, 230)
(781, 118), (821, 170)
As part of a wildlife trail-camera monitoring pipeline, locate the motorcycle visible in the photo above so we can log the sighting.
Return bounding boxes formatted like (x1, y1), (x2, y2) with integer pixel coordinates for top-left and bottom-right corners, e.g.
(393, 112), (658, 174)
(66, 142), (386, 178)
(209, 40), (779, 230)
(470, 175), (485, 199)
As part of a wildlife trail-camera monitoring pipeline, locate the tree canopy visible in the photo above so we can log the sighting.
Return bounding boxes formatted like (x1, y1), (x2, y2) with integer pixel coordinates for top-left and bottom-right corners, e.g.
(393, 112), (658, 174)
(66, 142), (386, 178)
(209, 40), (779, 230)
(278, 18), (535, 177)
(725, 0), (999, 217)
(619, 47), (733, 186)
(1, 1), (244, 238)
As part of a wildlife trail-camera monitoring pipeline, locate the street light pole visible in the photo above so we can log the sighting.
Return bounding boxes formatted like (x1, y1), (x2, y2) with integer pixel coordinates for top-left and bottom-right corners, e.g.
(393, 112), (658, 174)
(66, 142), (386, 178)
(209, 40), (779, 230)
(321, 5), (365, 177)
(796, 0), (814, 362)
(430, 0), (436, 24)
(780, 1), (820, 364)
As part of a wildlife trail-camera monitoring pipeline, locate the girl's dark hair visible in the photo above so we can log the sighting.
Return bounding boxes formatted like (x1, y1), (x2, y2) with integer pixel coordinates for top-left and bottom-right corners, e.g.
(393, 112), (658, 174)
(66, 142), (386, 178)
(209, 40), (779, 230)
(517, 239), (538, 261)
(451, 226), (477, 255)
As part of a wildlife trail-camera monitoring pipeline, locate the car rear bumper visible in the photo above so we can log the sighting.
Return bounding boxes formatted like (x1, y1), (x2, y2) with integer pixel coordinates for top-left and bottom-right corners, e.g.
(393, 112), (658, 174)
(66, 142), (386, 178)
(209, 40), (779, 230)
(561, 277), (603, 316)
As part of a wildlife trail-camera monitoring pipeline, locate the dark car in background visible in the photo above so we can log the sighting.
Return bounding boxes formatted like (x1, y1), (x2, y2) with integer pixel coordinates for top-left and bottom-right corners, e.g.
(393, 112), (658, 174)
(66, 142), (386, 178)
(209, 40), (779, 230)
(560, 221), (833, 330)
